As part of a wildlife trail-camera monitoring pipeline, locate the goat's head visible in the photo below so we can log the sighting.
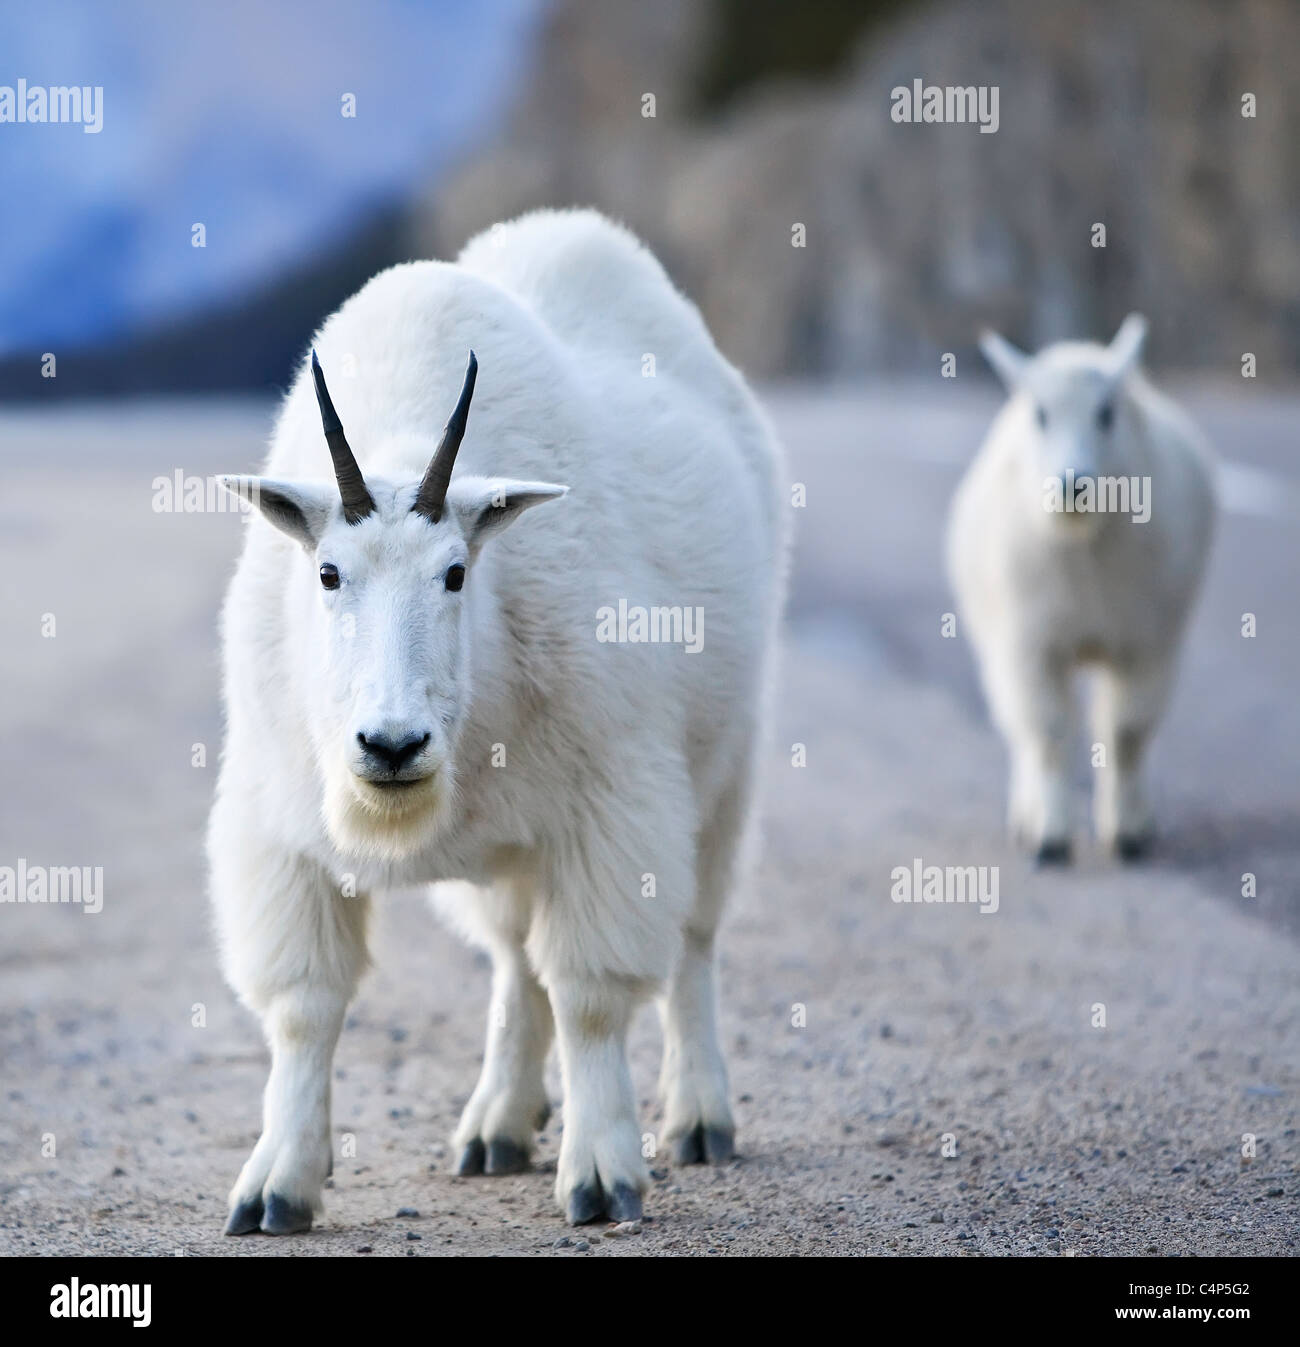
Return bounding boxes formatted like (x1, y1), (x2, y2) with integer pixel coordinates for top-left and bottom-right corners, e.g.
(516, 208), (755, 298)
(980, 314), (1148, 536)
(221, 351), (567, 856)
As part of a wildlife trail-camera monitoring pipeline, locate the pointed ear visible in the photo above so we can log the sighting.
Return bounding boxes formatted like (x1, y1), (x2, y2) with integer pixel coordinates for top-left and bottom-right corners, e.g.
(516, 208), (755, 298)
(444, 475), (568, 551)
(979, 329), (1029, 390)
(1107, 312), (1148, 379)
(218, 476), (338, 550)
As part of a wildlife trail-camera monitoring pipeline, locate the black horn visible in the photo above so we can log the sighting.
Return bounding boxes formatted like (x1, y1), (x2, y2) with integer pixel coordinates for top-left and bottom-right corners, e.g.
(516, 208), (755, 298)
(412, 350), (477, 523)
(311, 350), (375, 524)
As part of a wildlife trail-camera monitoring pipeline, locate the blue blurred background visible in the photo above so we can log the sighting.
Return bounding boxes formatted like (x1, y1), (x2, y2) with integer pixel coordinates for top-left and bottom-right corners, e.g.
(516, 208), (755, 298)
(0, 0), (544, 392)
(2, 0), (1297, 395)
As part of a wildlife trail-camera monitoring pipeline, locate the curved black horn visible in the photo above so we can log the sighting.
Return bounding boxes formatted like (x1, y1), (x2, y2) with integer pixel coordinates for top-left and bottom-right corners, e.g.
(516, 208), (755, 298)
(412, 350), (477, 523)
(311, 350), (375, 524)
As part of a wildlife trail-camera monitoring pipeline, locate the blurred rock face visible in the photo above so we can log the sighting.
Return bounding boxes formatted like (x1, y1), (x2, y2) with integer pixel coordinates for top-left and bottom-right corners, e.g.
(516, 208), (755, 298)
(413, 0), (1300, 378)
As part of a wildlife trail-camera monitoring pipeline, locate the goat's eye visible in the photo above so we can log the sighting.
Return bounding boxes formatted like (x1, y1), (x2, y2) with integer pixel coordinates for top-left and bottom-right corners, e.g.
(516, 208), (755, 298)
(319, 563), (340, 590)
(444, 563), (466, 593)
(1036, 405), (1048, 430)
(1097, 401), (1114, 430)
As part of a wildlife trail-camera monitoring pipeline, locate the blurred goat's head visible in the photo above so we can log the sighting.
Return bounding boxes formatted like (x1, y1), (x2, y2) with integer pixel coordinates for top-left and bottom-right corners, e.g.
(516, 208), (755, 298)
(980, 314), (1149, 536)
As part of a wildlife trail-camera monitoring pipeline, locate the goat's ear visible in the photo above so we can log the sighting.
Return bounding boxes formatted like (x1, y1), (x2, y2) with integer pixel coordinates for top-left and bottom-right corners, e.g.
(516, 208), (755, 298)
(218, 476), (338, 550)
(444, 475), (568, 551)
(979, 329), (1029, 390)
(1107, 312), (1148, 379)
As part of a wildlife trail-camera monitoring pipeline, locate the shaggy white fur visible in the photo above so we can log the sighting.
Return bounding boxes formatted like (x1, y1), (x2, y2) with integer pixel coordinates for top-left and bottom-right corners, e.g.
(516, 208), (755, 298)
(208, 209), (787, 1232)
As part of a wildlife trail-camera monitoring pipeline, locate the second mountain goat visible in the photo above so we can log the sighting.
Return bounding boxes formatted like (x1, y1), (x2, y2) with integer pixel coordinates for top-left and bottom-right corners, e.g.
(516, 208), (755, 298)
(947, 315), (1215, 862)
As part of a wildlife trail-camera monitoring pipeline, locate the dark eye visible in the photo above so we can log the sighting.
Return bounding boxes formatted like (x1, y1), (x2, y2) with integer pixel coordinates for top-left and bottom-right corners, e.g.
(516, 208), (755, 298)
(319, 563), (340, 590)
(1096, 401), (1114, 430)
(1036, 405), (1048, 430)
(444, 563), (466, 593)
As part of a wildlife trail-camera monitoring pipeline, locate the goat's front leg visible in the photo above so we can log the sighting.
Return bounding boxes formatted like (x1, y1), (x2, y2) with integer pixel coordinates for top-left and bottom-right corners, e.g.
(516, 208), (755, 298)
(225, 987), (352, 1234)
(985, 647), (1076, 863)
(210, 821), (368, 1235)
(1091, 656), (1174, 859)
(546, 975), (649, 1225)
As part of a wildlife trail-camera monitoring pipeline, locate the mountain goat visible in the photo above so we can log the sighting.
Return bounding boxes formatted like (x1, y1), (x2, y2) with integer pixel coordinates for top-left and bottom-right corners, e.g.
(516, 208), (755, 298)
(208, 209), (786, 1232)
(946, 315), (1215, 862)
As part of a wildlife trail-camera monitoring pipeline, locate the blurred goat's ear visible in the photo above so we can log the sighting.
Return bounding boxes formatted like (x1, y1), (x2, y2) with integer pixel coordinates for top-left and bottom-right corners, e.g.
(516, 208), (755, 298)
(979, 329), (1029, 390)
(1107, 313), (1148, 378)
(218, 476), (337, 551)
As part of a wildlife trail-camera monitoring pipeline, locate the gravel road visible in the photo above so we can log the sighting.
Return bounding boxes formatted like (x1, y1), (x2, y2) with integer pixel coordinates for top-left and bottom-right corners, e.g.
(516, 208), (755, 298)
(0, 383), (1295, 1256)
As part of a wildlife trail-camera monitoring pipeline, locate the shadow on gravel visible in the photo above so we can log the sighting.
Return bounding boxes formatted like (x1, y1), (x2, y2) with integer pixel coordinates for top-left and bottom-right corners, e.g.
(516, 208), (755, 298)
(1156, 810), (1300, 938)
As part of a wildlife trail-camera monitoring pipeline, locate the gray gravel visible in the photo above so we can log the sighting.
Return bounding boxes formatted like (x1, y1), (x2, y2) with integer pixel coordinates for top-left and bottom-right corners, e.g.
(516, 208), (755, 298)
(0, 385), (1295, 1256)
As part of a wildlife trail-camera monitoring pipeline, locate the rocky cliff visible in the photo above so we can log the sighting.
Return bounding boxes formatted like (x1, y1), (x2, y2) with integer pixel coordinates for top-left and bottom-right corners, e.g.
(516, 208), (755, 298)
(412, 0), (1300, 379)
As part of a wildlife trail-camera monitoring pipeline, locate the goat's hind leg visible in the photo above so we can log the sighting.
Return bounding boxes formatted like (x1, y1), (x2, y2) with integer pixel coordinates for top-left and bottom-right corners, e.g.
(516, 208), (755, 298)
(657, 777), (746, 1165)
(436, 882), (553, 1176)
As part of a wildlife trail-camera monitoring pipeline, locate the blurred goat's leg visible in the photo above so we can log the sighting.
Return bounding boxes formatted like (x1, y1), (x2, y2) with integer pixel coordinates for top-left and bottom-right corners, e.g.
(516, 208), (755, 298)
(987, 648), (1075, 863)
(1092, 657), (1174, 859)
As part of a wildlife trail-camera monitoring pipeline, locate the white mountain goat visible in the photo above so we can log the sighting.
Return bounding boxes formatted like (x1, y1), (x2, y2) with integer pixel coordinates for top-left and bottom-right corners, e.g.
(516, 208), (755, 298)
(946, 315), (1215, 862)
(207, 209), (786, 1233)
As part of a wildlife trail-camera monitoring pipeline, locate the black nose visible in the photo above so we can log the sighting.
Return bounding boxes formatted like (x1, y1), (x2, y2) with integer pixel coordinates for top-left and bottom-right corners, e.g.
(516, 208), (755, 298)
(357, 730), (430, 773)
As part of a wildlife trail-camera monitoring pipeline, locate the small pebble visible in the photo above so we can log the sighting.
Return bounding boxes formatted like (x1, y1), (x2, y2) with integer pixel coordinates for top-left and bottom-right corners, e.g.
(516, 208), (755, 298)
(604, 1219), (641, 1238)
(355, 1245), (372, 1254)
(554, 1236), (572, 1248)
(406, 1231), (422, 1241)
(572, 1238), (590, 1252)
(396, 1207), (419, 1218)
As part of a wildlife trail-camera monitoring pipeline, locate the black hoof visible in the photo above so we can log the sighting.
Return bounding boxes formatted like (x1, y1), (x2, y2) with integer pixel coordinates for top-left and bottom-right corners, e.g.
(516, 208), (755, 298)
(455, 1137), (486, 1176)
(1115, 834), (1151, 862)
(672, 1122), (735, 1166)
(224, 1196), (264, 1236)
(606, 1181), (643, 1223)
(261, 1192), (313, 1235)
(564, 1177), (643, 1225)
(566, 1180), (606, 1225)
(1034, 839), (1072, 867)
(485, 1139), (530, 1175)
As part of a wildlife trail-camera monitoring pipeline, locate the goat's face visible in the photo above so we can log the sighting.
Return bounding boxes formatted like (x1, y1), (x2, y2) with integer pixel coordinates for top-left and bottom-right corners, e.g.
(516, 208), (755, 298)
(980, 314), (1147, 539)
(224, 471), (565, 855)
(221, 353), (566, 857)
